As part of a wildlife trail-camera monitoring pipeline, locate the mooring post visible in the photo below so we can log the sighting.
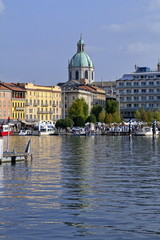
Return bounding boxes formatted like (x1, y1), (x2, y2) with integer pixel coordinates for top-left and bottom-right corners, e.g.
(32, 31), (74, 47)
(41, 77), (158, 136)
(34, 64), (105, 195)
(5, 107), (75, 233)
(152, 119), (156, 138)
(0, 138), (3, 163)
(129, 118), (132, 137)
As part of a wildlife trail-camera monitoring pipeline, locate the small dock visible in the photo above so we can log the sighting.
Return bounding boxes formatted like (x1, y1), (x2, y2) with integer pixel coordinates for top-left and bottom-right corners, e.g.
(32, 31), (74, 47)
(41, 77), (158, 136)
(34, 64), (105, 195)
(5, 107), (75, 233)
(0, 139), (32, 164)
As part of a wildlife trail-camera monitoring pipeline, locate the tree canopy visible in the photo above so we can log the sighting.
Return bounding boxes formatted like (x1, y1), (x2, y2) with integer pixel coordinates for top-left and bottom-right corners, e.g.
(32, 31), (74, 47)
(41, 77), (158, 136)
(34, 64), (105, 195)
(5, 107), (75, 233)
(85, 114), (96, 124)
(91, 105), (102, 121)
(69, 98), (89, 120)
(106, 99), (119, 114)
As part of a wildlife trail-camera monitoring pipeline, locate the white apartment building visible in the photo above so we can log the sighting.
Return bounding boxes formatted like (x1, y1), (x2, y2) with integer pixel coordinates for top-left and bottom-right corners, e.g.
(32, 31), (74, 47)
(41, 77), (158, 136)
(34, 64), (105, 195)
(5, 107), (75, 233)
(116, 63), (160, 119)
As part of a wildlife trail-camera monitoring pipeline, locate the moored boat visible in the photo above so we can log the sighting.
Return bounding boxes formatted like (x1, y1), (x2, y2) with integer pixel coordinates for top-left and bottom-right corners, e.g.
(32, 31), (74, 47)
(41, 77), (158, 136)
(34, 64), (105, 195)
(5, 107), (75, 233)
(0, 124), (13, 136)
(134, 127), (159, 136)
(33, 121), (55, 136)
(18, 129), (32, 136)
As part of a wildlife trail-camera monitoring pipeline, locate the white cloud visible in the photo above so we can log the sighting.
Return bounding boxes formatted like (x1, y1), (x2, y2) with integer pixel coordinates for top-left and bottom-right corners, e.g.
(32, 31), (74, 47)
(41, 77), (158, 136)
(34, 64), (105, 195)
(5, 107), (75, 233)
(102, 23), (127, 33)
(122, 42), (152, 55)
(0, 0), (5, 13)
(148, 0), (160, 10)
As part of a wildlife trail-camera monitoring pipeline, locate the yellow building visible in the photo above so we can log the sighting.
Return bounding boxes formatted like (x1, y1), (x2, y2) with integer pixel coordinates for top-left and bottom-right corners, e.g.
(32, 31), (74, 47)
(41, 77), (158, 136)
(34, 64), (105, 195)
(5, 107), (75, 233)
(20, 83), (62, 123)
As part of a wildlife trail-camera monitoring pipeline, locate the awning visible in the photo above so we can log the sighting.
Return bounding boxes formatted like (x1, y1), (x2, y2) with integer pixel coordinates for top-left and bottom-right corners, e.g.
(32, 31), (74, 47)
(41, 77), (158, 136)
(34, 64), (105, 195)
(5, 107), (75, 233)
(21, 120), (37, 125)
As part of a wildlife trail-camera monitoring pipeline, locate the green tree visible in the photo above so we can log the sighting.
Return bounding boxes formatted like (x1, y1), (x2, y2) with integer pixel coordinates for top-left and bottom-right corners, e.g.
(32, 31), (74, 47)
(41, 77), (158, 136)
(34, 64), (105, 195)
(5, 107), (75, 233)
(106, 99), (119, 114)
(73, 115), (85, 127)
(112, 110), (121, 123)
(139, 107), (148, 122)
(98, 110), (106, 123)
(55, 119), (65, 129)
(69, 98), (89, 119)
(64, 118), (74, 128)
(134, 110), (141, 121)
(91, 105), (102, 121)
(55, 118), (74, 129)
(147, 110), (154, 123)
(154, 111), (160, 121)
(85, 114), (96, 124)
(104, 113), (113, 124)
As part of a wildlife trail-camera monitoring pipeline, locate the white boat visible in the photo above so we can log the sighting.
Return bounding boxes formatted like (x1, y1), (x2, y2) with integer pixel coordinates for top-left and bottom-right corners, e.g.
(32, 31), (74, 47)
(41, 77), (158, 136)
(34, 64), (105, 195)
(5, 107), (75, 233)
(33, 121), (55, 136)
(134, 127), (159, 136)
(18, 129), (32, 136)
(72, 127), (86, 136)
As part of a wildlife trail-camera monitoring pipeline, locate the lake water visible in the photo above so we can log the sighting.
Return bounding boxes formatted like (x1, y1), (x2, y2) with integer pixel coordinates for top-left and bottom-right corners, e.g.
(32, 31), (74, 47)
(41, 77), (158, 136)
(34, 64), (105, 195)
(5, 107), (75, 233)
(1, 135), (160, 240)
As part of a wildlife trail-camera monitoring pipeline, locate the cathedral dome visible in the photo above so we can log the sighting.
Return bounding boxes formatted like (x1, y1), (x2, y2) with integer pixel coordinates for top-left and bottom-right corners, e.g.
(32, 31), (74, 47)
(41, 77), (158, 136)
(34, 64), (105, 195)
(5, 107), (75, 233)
(69, 52), (94, 68)
(69, 37), (94, 68)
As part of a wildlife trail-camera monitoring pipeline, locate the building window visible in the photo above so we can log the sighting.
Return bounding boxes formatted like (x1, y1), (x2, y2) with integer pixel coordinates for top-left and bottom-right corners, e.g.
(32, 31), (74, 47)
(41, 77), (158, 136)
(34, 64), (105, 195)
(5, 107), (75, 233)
(134, 89), (139, 93)
(134, 104), (139, 107)
(85, 71), (88, 79)
(149, 103), (154, 107)
(119, 82), (124, 86)
(141, 96), (146, 100)
(141, 89), (146, 93)
(75, 71), (79, 80)
(126, 97), (131, 100)
(134, 82), (139, 86)
(149, 96), (154, 100)
(149, 89), (154, 93)
(126, 82), (131, 86)
(134, 96), (139, 100)
(141, 82), (146, 85)
(127, 104), (131, 107)
(149, 81), (154, 85)
(126, 89), (131, 93)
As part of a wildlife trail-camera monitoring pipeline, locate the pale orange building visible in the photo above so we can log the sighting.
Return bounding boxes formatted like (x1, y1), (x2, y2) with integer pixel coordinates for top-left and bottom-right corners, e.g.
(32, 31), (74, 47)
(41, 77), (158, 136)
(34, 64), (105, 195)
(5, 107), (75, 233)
(0, 83), (12, 122)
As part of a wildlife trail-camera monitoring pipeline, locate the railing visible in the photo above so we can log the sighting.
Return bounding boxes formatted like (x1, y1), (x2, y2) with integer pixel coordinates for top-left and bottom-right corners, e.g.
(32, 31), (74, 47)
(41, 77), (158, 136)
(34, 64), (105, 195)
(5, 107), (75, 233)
(15, 107), (25, 111)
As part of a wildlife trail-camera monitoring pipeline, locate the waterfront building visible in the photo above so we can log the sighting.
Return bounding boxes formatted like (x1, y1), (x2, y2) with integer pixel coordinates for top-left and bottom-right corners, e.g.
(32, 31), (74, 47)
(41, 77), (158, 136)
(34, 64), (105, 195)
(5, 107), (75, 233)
(116, 62), (160, 119)
(68, 36), (95, 84)
(19, 83), (62, 123)
(61, 80), (106, 118)
(0, 82), (26, 121)
(94, 81), (116, 99)
(0, 83), (12, 122)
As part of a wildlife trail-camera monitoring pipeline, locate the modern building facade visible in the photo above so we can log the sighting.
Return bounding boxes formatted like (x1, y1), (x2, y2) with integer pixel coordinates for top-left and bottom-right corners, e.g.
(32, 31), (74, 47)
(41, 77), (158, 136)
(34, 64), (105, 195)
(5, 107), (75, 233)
(116, 63), (160, 119)
(68, 36), (95, 84)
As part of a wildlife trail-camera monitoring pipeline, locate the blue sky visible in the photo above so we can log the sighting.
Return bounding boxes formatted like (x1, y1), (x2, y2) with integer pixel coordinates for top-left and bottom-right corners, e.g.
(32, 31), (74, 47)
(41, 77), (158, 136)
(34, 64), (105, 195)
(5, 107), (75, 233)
(1, 0), (160, 85)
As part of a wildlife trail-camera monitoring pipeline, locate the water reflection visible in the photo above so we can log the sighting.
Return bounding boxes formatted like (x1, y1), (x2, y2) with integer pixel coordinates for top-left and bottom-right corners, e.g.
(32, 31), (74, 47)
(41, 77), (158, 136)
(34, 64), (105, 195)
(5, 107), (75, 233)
(0, 135), (160, 239)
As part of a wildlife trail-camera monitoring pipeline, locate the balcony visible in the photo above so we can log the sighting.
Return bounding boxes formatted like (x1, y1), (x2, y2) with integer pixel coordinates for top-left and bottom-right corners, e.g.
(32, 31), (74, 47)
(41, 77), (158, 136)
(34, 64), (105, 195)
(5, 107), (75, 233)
(33, 103), (38, 106)
(42, 103), (49, 107)
(37, 110), (50, 114)
(15, 107), (25, 111)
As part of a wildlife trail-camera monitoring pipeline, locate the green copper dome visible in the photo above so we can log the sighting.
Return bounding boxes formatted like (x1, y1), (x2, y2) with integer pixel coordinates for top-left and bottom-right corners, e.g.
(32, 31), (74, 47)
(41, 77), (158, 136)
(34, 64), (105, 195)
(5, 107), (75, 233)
(69, 36), (94, 68)
(70, 52), (94, 68)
